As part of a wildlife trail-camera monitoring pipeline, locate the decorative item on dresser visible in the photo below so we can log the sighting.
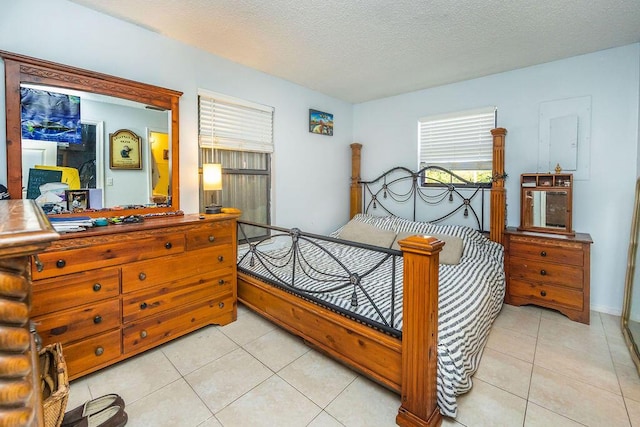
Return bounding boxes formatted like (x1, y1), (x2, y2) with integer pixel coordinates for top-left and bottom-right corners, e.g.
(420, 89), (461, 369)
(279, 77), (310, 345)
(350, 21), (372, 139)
(504, 228), (592, 324)
(0, 199), (59, 426)
(30, 213), (240, 380)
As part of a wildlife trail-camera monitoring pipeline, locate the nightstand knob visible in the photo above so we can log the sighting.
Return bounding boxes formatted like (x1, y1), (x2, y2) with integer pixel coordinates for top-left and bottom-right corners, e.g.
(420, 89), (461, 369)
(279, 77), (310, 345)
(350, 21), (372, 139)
(218, 255), (224, 262)
(218, 279), (225, 285)
(208, 235), (215, 242)
(540, 290), (547, 297)
(165, 242), (173, 249)
(540, 251), (547, 257)
(93, 283), (102, 292)
(540, 270), (547, 276)
(140, 302), (148, 310)
(56, 259), (66, 268)
(218, 302), (225, 309)
(139, 272), (147, 281)
(95, 346), (104, 356)
(140, 330), (148, 338)
(93, 315), (102, 324)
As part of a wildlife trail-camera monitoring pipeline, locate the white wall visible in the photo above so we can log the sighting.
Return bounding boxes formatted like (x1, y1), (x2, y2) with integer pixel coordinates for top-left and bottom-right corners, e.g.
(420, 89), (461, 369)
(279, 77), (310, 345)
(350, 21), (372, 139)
(0, 0), (354, 234)
(353, 43), (640, 315)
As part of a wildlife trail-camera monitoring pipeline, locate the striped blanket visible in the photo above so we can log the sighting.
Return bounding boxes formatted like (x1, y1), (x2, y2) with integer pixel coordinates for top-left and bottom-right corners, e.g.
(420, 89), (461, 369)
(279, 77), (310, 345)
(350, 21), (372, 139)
(237, 215), (505, 417)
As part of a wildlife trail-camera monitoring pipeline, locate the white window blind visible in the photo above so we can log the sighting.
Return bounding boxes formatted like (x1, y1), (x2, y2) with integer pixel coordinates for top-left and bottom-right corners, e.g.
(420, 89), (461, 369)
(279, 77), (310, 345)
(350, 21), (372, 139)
(199, 90), (274, 153)
(419, 107), (496, 170)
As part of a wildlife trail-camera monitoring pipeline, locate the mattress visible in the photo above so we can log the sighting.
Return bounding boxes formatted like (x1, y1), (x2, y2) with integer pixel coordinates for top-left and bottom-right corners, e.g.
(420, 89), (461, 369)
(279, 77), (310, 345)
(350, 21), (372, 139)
(237, 215), (505, 417)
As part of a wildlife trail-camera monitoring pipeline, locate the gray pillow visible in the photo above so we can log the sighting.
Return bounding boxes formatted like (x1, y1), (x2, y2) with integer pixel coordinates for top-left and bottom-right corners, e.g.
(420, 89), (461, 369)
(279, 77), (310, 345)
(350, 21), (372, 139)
(338, 220), (397, 248)
(391, 231), (464, 265)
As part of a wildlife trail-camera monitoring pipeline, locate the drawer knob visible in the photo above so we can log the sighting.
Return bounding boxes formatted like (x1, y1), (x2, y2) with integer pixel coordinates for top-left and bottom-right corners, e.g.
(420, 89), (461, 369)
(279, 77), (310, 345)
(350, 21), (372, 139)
(540, 290), (547, 297)
(218, 255), (224, 262)
(165, 242), (172, 249)
(140, 302), (148, 310)
(540, 270), (547, 276)
(93, 315), (102, 324)
(218, 302), (225, 309)
(140, 330), (148, 338)
(208, 235), (215, 242)
(540, 251), (547, 257)
(93, 283), (102, 292)
(95, 346), (104, 356)
(218, 279), (225, 285)
(56, 259), (66, 268)
(139, 272), (147, 281)
(33, 255), (44, 272)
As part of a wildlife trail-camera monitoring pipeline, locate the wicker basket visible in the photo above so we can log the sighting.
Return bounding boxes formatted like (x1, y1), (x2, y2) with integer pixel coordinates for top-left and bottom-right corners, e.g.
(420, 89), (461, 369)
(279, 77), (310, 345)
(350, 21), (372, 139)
(39, 342), (69, 427)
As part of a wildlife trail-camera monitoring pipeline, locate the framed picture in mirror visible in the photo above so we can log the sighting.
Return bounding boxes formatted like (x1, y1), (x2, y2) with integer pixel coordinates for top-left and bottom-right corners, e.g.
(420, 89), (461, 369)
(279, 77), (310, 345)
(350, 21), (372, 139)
(66, 189), (90, 211)
(110, 129), (142, 170)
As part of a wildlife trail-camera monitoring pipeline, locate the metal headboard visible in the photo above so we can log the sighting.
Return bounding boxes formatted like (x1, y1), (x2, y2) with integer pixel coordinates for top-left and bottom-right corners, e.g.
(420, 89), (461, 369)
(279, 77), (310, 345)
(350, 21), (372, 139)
(360, 165), (492, 232)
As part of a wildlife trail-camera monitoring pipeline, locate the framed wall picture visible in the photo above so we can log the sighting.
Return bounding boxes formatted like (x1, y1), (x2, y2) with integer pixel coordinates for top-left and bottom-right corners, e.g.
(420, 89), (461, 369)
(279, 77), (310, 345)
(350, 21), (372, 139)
(309, 109), (334, 136)
(110, 129), (142, 169)
(66, 189), (90, 211)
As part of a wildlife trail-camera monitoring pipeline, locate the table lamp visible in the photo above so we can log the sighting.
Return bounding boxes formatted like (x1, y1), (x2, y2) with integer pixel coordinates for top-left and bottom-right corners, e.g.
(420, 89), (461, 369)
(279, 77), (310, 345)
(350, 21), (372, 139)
(203, 163), (222, 214)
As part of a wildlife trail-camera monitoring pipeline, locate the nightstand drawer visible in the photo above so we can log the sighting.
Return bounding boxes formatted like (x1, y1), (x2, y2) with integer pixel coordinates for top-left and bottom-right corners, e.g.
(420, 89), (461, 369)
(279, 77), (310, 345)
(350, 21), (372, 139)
(32, 267), (120, 317)
(508, 240), (583, 267)
(63, 329), (122, 378)
(508, 279), (583, 310)
(35, 298), (121, 345)
(122, 295), (235, 354)
(508, 256), (583, 289)
(122, 267), (234, 323)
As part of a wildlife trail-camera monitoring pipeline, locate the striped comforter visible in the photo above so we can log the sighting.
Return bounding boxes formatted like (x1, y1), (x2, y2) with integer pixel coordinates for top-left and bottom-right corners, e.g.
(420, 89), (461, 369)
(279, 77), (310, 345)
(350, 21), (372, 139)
(237, 215), (505, 417)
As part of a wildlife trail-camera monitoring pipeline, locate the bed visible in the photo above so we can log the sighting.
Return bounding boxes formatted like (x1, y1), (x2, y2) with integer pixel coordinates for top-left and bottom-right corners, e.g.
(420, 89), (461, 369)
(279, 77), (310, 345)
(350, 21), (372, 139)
(236, 128), (507, 426)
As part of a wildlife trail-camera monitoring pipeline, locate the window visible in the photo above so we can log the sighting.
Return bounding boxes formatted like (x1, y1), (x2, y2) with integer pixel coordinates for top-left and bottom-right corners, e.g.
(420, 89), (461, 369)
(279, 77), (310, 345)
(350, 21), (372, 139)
(198, 90), (273, 239)
(418, 107), (496, 185)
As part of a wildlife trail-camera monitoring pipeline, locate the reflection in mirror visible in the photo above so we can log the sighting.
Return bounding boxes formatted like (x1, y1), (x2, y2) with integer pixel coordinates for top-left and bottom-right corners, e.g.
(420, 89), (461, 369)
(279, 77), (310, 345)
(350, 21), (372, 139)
(20, 84), (170, 212)
(526, 190), (568, 229)
(622, 178), (640, 375)
(1, 49), (182, 218)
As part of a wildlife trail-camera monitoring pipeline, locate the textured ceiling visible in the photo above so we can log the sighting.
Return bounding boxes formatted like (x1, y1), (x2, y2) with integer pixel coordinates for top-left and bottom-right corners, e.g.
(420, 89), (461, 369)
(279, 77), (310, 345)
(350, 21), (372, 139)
(68, 0), (640, 103)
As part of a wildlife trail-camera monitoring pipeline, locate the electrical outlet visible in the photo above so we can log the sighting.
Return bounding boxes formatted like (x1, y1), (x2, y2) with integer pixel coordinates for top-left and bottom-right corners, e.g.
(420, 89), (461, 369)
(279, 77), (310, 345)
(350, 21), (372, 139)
(107, 177), (113, 186)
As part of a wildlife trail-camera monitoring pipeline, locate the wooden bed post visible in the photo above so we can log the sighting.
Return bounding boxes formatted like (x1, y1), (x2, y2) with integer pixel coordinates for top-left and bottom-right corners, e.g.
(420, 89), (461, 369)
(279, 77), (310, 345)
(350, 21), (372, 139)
(350, 143), (363, 219)
(396, 235), (444, 427)
(490, 128), (507, 245)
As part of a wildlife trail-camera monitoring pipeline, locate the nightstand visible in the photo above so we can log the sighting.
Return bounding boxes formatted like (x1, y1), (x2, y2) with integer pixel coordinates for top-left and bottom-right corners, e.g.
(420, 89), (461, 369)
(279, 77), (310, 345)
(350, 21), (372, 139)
(503, 227), (593, 324)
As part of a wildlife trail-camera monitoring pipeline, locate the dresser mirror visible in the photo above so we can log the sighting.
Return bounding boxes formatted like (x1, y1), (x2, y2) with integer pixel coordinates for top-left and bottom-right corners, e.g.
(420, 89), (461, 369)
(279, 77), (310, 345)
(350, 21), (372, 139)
(622, 177), (640, 375)
(519, 173), (574, 235)
(1, 50), (182, 218)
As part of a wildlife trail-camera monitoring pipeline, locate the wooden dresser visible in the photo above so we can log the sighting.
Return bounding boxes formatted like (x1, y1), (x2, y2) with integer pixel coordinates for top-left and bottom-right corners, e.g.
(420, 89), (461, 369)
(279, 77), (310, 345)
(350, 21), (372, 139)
(0, 200), (59, 426)
(504, 227), (593, 324)
(30, 213), (239, 380)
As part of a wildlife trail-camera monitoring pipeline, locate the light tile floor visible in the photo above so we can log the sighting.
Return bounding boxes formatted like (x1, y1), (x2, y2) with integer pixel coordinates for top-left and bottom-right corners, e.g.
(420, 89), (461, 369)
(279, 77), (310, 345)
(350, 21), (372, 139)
(67, 303), (640, 426)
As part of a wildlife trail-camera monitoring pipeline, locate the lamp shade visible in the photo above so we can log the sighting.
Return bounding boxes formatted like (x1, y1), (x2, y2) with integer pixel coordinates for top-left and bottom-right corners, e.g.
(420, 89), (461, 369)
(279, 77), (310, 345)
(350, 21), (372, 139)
(202, 163), (222, 191)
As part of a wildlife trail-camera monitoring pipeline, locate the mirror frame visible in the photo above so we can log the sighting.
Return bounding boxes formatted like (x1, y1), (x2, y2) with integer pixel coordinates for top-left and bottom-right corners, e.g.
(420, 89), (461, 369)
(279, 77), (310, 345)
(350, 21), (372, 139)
(622, 177), (640, 375)
(518, 173), (574, 236)
(1, 50), (182, 218)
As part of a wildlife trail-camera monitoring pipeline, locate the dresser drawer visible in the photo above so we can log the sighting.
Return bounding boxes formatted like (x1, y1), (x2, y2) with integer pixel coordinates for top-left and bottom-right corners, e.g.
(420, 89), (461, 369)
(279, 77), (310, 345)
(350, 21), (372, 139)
(508, 240), (583, 267)
(32, 232), (186, 279)
(35, 299), (121, 345)
(63, 329), (122, 379)
(186, 220), (233, 251)
(122, 268), (234, 323)
(32, 267), (120, 316)
(121, 246), (234, 293)
(123, 295), (235, 354)
(508, 279), (583, 310)
(508, 256), (583, 289)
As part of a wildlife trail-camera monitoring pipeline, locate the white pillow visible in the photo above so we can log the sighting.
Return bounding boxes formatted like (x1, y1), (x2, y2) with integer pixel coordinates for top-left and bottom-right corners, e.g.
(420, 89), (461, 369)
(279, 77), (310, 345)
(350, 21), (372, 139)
(338, 220), (397, 248)
(391, 231), (464, 265)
